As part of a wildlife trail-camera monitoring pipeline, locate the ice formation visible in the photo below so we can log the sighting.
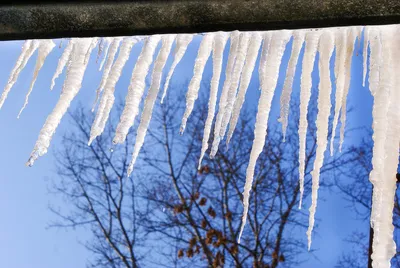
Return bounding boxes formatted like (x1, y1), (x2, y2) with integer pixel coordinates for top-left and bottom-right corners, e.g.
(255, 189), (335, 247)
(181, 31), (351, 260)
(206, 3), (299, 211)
(210, 31), (240, 158)
(298, 30), (321, 209)
(2, 25), (400, 268)
(18, 40), (55, 118)
(306, 30), (334, 250)
(180, 33), (214, 134)
(161, 34), (193, 103)
(113, 35), (161, 145)
(198, 32), (229, 169)
(128, 34), (176, 175)
(26, 38), (93, 166)
(238, 30), (291, 243)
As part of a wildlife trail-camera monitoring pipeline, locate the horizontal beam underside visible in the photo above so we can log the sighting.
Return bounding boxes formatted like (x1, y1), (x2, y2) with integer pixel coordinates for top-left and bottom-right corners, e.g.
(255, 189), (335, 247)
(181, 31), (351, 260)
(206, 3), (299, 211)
(0, 1), (400, 40)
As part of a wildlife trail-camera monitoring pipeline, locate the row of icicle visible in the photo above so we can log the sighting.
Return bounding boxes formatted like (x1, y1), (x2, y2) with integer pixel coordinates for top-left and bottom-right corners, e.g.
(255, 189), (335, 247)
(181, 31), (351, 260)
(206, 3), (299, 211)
(0, 24), (399, 268)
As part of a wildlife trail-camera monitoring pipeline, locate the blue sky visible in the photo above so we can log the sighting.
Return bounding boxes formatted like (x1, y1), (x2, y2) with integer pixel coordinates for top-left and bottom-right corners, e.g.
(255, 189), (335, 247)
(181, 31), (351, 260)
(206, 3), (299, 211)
(0, 33), (374, 267)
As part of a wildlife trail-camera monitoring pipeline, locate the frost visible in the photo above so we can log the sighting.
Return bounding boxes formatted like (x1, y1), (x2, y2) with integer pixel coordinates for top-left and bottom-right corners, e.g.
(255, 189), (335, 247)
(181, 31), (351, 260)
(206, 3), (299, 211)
(298, 30), (321, 209)
(51, 39), (73, 90)
(128, 34), (176, 175)
(180, 33), (214, 134)
(27, 38), (93, 166)
(198, 32), (229, 169)
(113, 35), (161, 144)
(306, 30), (334, 250)
(0, 40), (39, 109)
(93, 37), (123, 112)
(161, 34), (194, 103)
(226, 32), (263, 146)
(238, 30), (291, 243)
(278, 30), (305, 141)
(89, 37), (140, 145)
(18, 40), (55, 118)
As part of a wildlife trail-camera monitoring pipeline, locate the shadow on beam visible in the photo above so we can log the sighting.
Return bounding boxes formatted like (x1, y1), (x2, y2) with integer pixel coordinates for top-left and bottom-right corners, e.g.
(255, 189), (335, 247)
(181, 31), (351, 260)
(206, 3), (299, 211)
(1, 0), (400, 40)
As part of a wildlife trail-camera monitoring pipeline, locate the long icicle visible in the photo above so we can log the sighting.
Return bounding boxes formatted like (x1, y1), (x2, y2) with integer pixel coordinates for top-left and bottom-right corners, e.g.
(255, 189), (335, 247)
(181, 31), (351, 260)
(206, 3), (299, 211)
(18, 40), (56, 118)
(84, 38), (99, 65)
(306, 29), (334, 250)
(88, 37), (140, 145)
(369, 25), (397, 268)
(338, 28), (357, 152)
(99, 38), (112, 71)
(226, 32), (263, 146)
(27, 38), (93, 166)
(92, 37), (123, 112)
(258, 32), (273, 91)
(217, 32), (251, 147)
(238, 30), (291, 243)
(329, 29), (348, 155)
(0, 40), (39, 109)
(128, 34), (176, 175)
(278, 30), (305, 141)
(161, 34), (194, 103)
(298, 30), (321, 209)
(113, 35), (161, 145)
(180, 33), (215, 134)
(198, 32), (229, 169)
(363, 27), (370, 87)
(51, 40), (74, 90)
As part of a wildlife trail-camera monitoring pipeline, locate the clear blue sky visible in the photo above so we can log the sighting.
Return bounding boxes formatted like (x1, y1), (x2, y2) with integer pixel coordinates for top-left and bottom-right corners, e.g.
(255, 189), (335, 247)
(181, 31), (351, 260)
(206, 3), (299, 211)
(0, 33), (373, 267)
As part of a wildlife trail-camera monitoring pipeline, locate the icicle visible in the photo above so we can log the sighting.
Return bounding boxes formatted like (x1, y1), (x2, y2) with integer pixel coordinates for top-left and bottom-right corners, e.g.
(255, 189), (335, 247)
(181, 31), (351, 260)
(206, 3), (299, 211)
(180, 33), (214, 134)
(209, 31), (240, 158)
(96, 38), (104, 63)
(217, 32), (251, 146)
(258, 32), (273, 91)
(226, 32), (263, 147)
(27, 38), (93, 166)
(339, 28), (357, 152)
(18, 40), (55, 118)
(369, 25), (399, 268)
(278, 30), (305, 141)
(329, 28), (348, 155)
(84, 37), (99, 65)
(298, 30), (321, 209)
(113, 35), (161, 145)
(363, 27), (370, 87)
(127, 34), (176, 175)
(0, 40), (39, 109)
(198, 32), (229, 169)
(51, 40), (74, 90)
(92, 37), (123, 112)
(99, 38), (112, 71)
(88, 37), (140, 145)
(161, 34), (194, 103)
(238, 30), (291, 243)
(306, 29), (334, 250)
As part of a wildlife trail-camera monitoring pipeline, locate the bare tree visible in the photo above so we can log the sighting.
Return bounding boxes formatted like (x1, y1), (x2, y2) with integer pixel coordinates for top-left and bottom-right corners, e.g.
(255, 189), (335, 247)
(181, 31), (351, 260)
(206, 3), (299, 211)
(49, 86), (359, 267)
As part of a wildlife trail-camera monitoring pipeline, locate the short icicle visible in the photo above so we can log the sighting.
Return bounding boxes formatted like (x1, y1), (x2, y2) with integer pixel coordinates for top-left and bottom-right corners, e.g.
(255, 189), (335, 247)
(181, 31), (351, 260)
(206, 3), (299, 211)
(88, 37), (140, 145)
(278, 30), (305, 141)
(306, 29), (334, 250)
(128, 34), (176, 175)
(27, 38), (93, 166)
(18, 40), (56, 118)
(180, 33), (215, 134)
(113, 35), (161, 145)
(238, 30), (291, 243)
(161, 34), (194, 103)
(198, 32), (229, 169)
(99, 38), (112, 71)
(0, 40), (39, 109)
(51, 39), (74, 90)
(226, 32), (263, 146)
(298, 30), (321, 209)
(92, 37), (123, 112)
